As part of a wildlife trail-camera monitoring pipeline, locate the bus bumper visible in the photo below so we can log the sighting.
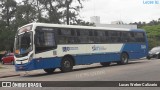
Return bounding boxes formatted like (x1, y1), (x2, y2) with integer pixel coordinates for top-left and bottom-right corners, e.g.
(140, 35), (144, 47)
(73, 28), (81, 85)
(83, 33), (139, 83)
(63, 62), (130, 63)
(15, 58), (61, 71)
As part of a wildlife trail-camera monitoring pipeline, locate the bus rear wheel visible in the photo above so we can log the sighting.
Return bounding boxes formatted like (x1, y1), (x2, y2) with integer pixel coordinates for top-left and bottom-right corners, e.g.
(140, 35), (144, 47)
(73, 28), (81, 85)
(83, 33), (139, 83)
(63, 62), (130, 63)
(60, 57), (73, 73)
(100, 62), (111, 67)
(44, 68), (55, 74)
(117, 53), (129, 65)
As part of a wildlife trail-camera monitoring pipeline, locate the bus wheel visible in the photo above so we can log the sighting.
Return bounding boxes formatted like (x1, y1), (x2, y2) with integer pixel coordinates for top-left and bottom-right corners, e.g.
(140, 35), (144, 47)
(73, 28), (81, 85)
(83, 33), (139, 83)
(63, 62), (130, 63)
(60, 57), (73, 72)
(117, 53), (129, 65)
(100, 62), (111, 67)
(44, 68), (55, 74)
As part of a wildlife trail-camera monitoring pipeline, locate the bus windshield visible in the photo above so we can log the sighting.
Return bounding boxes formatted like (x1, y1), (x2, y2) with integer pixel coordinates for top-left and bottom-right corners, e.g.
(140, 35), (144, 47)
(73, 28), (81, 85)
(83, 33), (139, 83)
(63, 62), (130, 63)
(14, 27), (33, 57)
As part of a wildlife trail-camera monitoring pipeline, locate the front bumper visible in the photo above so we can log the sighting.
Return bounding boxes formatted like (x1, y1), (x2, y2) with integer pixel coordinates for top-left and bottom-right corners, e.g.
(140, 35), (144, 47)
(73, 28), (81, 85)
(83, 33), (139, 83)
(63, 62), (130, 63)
(15, 57), (61, 71)
(147, 54), (158, 58)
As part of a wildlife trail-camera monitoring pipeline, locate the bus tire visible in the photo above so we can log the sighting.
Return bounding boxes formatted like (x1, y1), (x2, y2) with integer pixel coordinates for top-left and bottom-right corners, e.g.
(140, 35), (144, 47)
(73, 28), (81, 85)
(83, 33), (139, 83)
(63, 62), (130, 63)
(117, 53), (129, 65)
(100, 62), (111, 67)
(60, 57), (73, 73)
(44, 68), (55, 74)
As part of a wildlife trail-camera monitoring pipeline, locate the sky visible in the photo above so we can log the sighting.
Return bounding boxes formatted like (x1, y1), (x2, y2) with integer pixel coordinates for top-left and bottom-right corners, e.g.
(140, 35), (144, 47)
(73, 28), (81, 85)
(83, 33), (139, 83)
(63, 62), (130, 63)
(80, 0), (160, 24)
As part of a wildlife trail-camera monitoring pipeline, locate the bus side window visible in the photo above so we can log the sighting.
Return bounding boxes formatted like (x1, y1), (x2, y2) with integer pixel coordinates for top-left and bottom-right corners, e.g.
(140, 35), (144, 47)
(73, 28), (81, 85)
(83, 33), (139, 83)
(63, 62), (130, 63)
(105, 31), (108, 36)
(121, 32), (128, 43)
(71, 29), (75, 36)
(76, 30), (80, 36)
(128, 32), (136, 42)
(57, 28), (61, 35)
(135, 32), (145, 43)
(35, 31), (44, 46)
(94, 30), (98, 36)
(88, 30), (94, 43)
(89, 30), (93, 36)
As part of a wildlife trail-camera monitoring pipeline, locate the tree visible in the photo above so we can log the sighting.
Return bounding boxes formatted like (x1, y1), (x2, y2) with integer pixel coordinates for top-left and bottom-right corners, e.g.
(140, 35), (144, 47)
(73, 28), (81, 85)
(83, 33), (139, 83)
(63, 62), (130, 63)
(0, 0), (93, 51)
(0, 0), (17, 26)
(14, 0), (37, 27)
(0, 0), (17, 51)
(36, 0), (62, 23)
(36, 0), (84, 24)
(71, 19), (94, 26)
(65, 0), (83, 25)
(61, 0), (83, 25)
(158, 18), (160, 22)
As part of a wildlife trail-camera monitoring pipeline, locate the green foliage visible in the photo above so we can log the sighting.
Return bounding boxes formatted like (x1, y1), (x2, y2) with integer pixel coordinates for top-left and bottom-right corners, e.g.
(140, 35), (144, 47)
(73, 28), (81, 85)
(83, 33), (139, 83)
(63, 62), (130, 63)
(141, 24), (160, 50)
(142, 24), (160, 37)
(0, 0), (17, 26)
(0, 0), (93, 51)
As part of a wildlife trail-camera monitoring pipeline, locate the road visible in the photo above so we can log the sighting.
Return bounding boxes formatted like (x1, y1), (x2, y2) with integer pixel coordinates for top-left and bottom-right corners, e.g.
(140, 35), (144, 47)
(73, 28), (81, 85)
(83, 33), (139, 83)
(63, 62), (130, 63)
(1, 59), (160, 90)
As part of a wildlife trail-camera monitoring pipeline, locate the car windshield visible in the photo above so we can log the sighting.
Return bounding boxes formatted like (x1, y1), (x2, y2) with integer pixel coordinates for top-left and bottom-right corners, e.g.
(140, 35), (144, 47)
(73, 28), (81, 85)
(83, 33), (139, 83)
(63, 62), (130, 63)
(14, 26), (33, 57)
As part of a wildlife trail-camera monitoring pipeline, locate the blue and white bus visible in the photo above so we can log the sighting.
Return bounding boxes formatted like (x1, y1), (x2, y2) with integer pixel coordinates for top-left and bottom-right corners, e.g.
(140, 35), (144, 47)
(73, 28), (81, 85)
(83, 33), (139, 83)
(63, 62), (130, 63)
(14, 23), (148, 73)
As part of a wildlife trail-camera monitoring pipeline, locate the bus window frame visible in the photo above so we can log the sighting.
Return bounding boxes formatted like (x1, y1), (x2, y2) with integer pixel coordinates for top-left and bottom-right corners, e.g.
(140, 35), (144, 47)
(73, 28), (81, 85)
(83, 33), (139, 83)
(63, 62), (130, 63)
(34, 27), (57, 54)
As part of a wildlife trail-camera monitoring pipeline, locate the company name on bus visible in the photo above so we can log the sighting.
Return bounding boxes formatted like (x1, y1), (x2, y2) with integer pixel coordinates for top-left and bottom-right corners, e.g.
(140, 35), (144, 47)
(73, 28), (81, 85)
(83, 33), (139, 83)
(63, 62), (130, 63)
(92, 45), (107, 51)
(62, 47), (78, 52)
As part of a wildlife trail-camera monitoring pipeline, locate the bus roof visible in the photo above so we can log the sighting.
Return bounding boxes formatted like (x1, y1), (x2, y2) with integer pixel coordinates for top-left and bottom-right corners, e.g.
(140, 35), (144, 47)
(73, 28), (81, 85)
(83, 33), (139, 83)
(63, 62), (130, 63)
(20, 23), (145, 32)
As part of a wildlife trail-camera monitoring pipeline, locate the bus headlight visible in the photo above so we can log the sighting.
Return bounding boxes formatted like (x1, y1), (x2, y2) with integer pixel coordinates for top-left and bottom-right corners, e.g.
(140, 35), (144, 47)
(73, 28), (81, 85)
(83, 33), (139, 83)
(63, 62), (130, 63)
(29, 54), (33, 62)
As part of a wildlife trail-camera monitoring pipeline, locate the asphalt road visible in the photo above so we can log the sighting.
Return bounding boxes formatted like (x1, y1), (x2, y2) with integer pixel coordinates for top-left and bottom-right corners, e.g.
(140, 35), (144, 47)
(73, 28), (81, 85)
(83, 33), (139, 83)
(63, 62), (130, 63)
(1, 58), (160, 90)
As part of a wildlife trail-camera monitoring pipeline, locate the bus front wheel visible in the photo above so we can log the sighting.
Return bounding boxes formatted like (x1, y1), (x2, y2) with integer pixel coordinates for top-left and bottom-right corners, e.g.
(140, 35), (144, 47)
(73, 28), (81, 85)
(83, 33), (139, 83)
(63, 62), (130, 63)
(44, 68), (55, 74)
(60, 57), (73, 72)
(117, 53), (129, 65)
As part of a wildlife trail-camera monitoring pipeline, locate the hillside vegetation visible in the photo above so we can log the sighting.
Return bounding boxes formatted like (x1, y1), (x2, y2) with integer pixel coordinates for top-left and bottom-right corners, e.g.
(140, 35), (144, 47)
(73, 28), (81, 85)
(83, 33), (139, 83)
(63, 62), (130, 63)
(141, 24), (160, 49)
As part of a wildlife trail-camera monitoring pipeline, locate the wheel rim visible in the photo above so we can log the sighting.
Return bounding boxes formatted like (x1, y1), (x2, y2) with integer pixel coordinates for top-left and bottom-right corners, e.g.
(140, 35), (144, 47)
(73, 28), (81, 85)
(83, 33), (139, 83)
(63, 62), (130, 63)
(122, 54), (128, 63)
(64, 60), (71, 68)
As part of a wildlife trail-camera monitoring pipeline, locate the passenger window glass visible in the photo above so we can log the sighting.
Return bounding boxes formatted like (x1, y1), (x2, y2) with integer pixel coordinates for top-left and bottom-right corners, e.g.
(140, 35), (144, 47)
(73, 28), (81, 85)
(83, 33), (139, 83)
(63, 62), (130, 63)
(35, 29), (56, 53)
(61, 29), (71, 35)
(135, 32), (145, 42)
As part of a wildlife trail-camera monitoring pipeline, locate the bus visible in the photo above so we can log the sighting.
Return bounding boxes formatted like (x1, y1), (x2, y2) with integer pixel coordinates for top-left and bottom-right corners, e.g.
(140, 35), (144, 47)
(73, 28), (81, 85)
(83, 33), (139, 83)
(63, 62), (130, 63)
(14, 23), (148, 73)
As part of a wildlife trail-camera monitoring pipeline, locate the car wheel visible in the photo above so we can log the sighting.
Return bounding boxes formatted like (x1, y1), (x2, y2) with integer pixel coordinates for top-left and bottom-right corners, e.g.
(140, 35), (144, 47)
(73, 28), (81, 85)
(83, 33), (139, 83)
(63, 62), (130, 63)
(44, 68), (56, 74)
(100, 62), (111, 67)
(60, 57), (73, 73)
(147, 56), (151, 60)
(117, 53), (129, 65)
(11, 60), (15, 65)
(157, 54), (160, 59)
(1, 60), (4, 64)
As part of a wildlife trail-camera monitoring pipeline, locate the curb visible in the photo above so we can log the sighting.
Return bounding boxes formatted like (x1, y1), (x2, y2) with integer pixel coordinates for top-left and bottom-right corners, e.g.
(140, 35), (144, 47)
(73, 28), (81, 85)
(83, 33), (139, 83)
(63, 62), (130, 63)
(0, 74), (20, 78)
